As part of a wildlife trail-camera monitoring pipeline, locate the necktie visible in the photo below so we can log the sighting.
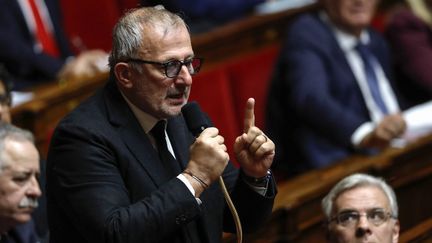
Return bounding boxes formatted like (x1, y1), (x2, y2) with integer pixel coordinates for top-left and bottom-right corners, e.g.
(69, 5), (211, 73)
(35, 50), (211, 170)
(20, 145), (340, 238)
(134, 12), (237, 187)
(151, 120), (181, 177)
(355, 43), (388, 114)
(151, 121), (202, 243)
(28, 0), (60, 57)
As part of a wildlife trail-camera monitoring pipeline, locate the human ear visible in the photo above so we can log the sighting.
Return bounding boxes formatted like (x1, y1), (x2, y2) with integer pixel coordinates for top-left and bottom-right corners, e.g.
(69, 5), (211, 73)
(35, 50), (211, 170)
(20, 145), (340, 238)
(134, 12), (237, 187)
(114, 62), (133, 89)
(392, 220), (400, 243)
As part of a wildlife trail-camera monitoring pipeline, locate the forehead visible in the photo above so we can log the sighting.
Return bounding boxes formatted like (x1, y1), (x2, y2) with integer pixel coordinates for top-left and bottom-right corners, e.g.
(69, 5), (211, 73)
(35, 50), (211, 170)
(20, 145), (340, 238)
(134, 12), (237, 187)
(1, 139), (39, 170)
(334, 185), (390, 212)
(140, 24), (192, 59)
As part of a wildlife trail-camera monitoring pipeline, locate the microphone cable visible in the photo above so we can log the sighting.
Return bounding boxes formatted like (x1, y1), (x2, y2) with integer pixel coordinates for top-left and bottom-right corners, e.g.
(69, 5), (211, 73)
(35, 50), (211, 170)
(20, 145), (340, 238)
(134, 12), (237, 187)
(219, 176), (242, 243)
(182, 101), (243, 243)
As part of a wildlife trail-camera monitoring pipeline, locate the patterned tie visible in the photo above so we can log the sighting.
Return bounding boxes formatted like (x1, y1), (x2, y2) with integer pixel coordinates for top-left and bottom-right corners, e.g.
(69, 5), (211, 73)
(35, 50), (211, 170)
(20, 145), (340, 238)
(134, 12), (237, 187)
(355, 43), (388, 114)
(151, 120), (181, 177)
(28, 0), (60, 57)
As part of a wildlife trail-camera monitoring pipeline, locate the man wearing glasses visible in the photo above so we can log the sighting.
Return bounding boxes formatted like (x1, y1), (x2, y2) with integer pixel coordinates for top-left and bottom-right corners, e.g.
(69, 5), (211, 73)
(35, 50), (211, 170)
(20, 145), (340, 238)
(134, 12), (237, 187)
(322, 173), (400, 243)
(46, 5), (277, 243)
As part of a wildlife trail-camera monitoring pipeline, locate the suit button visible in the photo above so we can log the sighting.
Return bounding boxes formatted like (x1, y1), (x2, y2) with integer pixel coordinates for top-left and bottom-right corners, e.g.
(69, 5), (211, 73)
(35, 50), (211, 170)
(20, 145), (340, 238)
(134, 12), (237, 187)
(175, 215), (186, 225)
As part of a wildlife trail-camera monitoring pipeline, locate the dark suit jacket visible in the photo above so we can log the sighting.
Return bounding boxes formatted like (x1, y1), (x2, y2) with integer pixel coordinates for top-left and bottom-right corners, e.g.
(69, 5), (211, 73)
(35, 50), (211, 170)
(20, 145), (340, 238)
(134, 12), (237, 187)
(0, 0), (72, 89)
(266, 12), (398, 176)
(1, 220), (39, 243)
(46, 75), (275, 243)
(386, 8), (432, 105)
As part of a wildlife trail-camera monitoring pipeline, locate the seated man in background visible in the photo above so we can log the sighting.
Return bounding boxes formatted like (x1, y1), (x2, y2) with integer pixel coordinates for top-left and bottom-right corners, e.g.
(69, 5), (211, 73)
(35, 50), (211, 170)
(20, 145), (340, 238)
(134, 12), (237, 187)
(322, 173), (399, 243)
(0, 123), (42, 243)
(266, 0), (407, 178)
(0, 65), (49, 242)
(386, 0), (432, 105)
(0, 0), (108, 90)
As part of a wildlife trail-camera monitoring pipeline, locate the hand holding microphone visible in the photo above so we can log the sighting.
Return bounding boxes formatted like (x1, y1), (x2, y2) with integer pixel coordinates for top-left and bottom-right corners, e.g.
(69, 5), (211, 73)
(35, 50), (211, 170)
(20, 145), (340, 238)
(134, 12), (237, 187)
(187, 127), (229, 191)
(181, 102), (229, 196)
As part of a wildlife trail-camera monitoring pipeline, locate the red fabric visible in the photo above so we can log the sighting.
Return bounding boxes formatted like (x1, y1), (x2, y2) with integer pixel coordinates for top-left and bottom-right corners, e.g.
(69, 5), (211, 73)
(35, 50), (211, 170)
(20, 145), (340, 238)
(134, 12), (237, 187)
(228, 45), (280, 131)
(28, 0), (60, 57)
(60, 0), (121, 52)
(190, 68), (239, 166)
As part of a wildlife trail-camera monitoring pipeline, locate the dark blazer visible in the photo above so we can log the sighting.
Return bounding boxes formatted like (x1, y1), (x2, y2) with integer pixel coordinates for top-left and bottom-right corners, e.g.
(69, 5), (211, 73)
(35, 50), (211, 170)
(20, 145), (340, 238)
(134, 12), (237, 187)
(266, 12), (397, 176)
(46, 75), (275, 243)
(1, 220), (39, 243)
(0, 0), (72, 89)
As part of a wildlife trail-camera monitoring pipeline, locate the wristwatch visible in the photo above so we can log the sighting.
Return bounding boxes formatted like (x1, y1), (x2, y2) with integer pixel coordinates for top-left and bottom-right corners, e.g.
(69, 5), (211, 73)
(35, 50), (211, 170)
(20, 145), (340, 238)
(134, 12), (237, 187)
(241, 169), (272, 187)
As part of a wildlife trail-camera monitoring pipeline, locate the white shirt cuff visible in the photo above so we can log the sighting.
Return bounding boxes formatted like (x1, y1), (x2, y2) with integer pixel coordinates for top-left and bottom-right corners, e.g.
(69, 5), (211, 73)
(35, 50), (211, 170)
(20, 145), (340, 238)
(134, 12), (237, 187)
(351, 121), (375, 147)
(177, 174), (202, 205)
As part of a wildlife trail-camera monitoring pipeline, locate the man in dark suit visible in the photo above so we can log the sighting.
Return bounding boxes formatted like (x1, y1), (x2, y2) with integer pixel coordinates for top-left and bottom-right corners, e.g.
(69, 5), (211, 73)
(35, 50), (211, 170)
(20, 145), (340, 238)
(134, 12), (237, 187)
(266, 0), (407, 177)
(47, 6), (276, 243)
(0, 0), (107, 90)
(0, 123), (41, 243)
(0, 66), (48, 243)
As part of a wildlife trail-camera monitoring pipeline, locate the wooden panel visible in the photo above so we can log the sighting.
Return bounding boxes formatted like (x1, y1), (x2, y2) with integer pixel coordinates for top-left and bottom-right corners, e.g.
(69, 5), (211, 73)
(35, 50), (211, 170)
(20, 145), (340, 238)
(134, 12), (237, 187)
(400, 217), (432, 243)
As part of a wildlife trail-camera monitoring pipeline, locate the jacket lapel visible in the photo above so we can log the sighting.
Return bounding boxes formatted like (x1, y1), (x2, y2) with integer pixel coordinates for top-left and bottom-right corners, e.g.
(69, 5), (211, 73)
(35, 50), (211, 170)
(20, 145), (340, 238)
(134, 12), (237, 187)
(166, 114), (194, 171)
(103, 79), (171, 186)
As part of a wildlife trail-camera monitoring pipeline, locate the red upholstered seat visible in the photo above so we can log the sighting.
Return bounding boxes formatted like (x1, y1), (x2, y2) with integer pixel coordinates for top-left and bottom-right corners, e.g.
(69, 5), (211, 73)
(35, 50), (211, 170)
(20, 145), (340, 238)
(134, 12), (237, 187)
(60, 0), (125, 52)
(227, 45), (280, 131)
(189, 67), (239, 165)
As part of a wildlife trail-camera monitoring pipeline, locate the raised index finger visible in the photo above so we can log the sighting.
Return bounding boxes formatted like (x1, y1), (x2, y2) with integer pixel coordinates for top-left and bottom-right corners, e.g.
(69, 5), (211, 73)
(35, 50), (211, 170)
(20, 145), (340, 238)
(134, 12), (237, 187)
(243, 98), (255, 133)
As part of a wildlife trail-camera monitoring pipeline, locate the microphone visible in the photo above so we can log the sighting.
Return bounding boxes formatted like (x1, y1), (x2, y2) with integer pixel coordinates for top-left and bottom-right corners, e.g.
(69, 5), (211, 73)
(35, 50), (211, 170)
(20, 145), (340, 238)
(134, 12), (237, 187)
(181, 101), (243, 243)
(181, 101), (213, 137)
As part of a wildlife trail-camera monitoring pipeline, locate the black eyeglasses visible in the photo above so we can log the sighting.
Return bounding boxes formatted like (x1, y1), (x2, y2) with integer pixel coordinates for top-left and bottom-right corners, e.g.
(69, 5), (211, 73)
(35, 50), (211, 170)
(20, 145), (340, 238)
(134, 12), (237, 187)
(127, 57), (203, 78)
(330, 209), (396, 228)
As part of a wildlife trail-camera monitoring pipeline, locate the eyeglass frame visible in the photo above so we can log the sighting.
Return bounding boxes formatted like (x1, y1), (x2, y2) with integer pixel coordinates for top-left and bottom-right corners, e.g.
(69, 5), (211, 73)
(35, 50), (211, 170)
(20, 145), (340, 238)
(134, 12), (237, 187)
(329, 208), (397, 228)
(126, 57), (204, 78)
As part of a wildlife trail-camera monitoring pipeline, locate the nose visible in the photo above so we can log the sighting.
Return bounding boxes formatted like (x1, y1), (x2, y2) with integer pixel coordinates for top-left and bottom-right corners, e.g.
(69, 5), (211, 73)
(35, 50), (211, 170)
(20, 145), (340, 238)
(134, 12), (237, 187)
(27, 175), (42, 198)
(355, 214), (371, 237)
(175, 66), (193, 85)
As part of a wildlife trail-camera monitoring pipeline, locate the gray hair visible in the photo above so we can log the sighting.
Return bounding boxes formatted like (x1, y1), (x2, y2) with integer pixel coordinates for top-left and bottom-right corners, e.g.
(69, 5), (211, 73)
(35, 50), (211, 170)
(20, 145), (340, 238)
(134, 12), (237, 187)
(0, 122), (35, 171)
(322, 173), (398, 219)
(108, 5), (188, 69)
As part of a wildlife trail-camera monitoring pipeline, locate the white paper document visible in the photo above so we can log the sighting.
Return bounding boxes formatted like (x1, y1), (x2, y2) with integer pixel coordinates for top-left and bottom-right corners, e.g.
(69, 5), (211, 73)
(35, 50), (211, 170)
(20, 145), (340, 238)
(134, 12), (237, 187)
(392, 100), (432, 147)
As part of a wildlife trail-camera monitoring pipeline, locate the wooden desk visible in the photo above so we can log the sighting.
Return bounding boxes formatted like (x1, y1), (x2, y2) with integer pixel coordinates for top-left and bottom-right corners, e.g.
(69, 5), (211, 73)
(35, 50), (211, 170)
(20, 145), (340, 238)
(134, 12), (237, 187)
(226, 134), (432, 243)
(11, 72), (109, 158)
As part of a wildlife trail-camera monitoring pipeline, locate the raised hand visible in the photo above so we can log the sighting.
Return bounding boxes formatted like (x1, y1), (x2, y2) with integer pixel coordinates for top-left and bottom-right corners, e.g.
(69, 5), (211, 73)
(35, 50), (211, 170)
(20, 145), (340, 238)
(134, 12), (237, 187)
(234, 98), (275, 178)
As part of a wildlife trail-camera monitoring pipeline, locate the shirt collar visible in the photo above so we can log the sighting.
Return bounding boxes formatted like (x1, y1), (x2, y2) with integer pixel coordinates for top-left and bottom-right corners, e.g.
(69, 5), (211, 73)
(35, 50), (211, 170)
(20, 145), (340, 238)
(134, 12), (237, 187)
(120, 92), (161, 134)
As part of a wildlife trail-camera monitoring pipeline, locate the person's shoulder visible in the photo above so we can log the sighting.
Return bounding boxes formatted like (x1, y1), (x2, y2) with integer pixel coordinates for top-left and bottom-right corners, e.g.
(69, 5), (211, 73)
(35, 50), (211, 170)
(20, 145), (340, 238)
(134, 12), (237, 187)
(56, 89), (106, 131)
(289, 12), (322, 32)
(284, 12), (332, 48)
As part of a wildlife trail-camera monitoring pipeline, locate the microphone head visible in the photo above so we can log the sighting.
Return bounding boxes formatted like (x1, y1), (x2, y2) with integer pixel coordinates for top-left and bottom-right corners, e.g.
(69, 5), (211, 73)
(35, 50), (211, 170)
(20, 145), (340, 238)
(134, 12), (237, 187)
(182, 101), (213, 137)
